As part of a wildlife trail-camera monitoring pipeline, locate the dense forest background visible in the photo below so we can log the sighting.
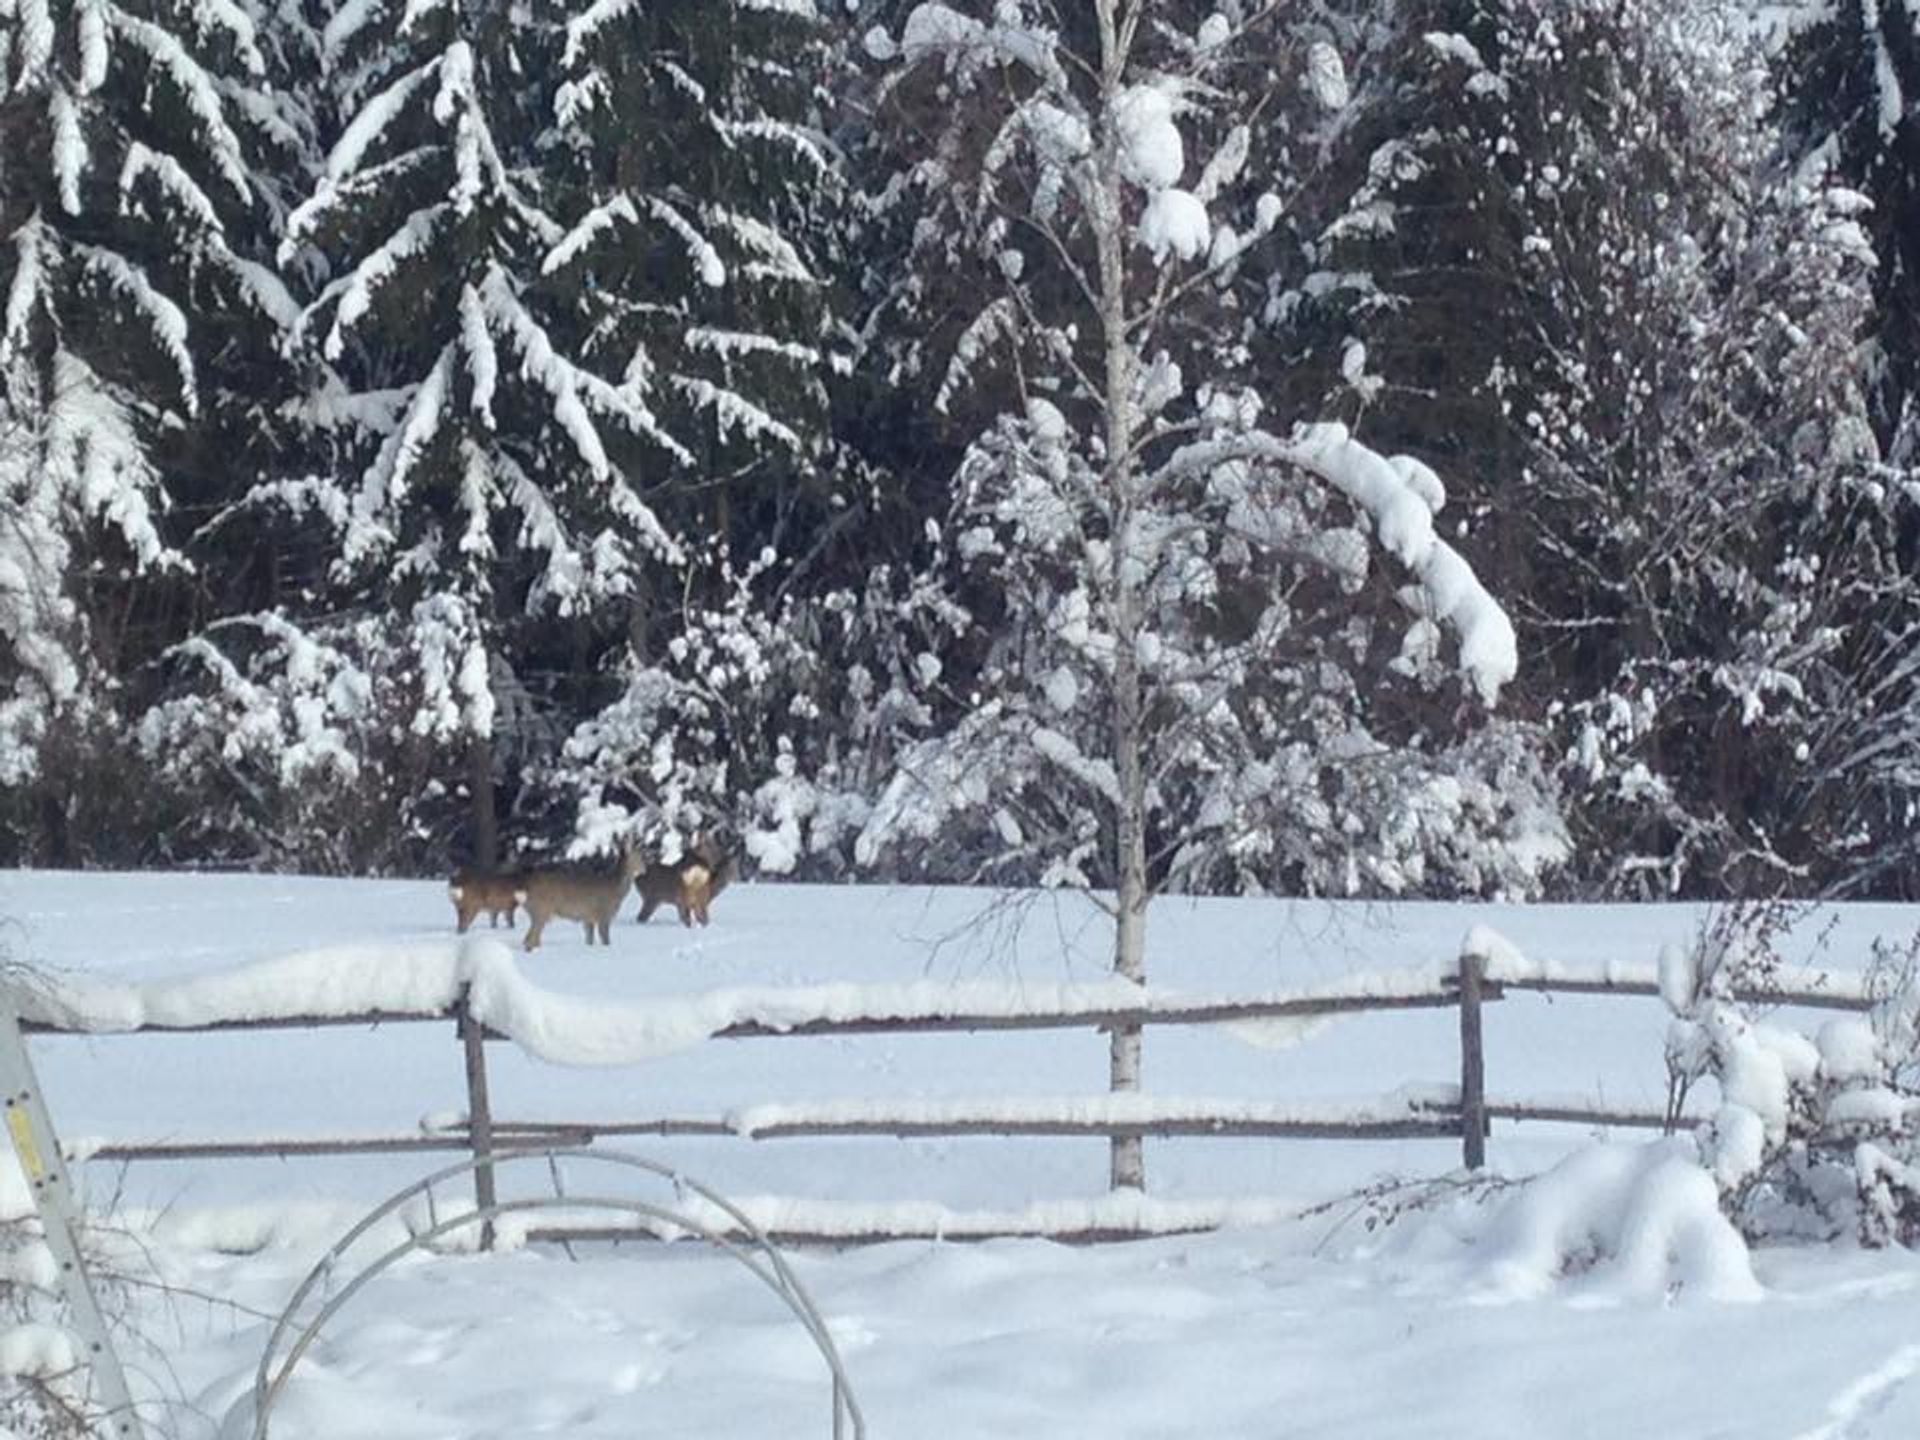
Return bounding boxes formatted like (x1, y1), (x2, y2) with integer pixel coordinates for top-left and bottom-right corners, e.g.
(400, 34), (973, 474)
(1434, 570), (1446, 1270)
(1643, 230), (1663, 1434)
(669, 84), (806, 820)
(4, 0), (1919, 903)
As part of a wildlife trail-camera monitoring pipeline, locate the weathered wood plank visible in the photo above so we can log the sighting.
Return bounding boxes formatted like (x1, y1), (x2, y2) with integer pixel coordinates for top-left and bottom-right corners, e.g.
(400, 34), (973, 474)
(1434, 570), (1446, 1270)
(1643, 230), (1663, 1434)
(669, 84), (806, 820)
(1496, 977), (1872, 1011)
(1484, 1102), (1675, 1130)
(86, 1135), (498, 1161)
(1457, 951), (1487, 1170)
(520, 1222), (1227, 1248)
(20, 1010), (454, 1036)
(457, 986), (499, 1251)
(18, 989), (1474, 1041)
(460, 1115), (1461, 1142)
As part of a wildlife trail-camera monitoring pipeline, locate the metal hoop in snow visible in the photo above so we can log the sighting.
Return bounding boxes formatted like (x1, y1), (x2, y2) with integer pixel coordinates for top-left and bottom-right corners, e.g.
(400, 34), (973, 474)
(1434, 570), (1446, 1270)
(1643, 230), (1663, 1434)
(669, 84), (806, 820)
(239, 1147), (865, 1440)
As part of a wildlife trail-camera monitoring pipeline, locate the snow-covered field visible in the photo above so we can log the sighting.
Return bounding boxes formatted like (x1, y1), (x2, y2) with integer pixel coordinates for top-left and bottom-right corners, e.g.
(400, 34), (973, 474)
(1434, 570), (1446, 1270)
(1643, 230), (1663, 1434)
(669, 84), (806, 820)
(1, 870), (1918, 1438)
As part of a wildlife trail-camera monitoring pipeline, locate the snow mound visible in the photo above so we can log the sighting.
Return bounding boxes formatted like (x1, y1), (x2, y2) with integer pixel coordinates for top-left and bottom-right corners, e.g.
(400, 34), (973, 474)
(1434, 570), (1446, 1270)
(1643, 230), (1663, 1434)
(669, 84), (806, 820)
(1472, 1140), (1760, 1304)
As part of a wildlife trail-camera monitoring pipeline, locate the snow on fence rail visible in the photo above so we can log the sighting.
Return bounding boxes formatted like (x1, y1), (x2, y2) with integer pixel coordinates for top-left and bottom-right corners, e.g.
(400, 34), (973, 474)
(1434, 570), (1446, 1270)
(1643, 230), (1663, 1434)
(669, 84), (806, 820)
(11, 930), (1883, 1244)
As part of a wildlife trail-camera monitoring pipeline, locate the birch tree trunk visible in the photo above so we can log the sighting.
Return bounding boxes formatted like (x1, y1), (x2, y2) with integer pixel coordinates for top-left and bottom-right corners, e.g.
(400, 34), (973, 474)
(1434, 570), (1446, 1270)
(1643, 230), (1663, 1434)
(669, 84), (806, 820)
(1097, 0), (1149, 1193)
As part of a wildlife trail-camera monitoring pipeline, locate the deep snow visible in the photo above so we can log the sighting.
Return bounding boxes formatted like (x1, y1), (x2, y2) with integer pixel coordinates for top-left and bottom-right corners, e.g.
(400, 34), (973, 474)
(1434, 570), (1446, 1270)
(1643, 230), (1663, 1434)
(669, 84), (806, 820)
(0, 870), (1917, 1437)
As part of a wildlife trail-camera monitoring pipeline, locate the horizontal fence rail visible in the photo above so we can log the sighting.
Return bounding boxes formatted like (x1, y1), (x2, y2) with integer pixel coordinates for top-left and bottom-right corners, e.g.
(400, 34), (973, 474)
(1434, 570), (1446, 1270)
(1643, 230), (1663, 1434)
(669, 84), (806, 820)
(21, 934), (1884, 1245)
(1496, 976), (1875, 1010)
(17, 990), (1469, 1039)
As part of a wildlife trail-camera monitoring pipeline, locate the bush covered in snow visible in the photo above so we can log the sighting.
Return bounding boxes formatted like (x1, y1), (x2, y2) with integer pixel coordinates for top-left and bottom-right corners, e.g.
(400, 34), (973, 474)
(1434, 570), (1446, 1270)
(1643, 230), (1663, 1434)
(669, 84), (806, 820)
(1662, 903), (1920, 1246)
(546, 551), (956, 877)
(0, 1215), (98, 1440)
(137, 608), (501, 874)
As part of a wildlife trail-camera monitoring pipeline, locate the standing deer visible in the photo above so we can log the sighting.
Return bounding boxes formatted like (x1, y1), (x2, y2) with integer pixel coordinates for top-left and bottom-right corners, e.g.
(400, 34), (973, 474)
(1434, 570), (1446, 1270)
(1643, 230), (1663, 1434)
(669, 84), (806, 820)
(633, 832), (739, 927)
(448, 867), (522, 933)
(517, 850), (646, 951)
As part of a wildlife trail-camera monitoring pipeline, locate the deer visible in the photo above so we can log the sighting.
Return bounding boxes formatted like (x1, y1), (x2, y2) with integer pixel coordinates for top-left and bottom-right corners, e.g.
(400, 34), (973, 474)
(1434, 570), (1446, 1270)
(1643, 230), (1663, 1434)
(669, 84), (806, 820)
(633, 831), (739, 927)
(517, 849), (647, 951)
(448, 866), (523, 933)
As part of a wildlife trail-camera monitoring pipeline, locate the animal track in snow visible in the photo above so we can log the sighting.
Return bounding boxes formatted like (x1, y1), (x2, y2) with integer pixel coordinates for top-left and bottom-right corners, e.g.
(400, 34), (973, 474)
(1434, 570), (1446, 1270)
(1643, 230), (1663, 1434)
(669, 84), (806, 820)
(1793, 1342), (1920, 1440)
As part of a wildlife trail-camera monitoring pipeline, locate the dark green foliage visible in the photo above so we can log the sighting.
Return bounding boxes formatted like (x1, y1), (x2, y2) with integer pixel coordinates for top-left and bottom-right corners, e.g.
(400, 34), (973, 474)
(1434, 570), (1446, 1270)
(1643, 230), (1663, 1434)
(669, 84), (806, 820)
(4, 0), (1919, 900)
(1316, 0), (1920, 896)
(1778, 0), (1920, 459)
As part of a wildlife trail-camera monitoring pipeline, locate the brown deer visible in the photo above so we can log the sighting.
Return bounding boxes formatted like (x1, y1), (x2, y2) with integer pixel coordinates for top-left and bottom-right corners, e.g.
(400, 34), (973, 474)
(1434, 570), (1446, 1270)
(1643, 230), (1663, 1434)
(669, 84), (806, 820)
(517, 849), (647, 951)
(633, 832), (738, 927)
(448, 867), (522, 933)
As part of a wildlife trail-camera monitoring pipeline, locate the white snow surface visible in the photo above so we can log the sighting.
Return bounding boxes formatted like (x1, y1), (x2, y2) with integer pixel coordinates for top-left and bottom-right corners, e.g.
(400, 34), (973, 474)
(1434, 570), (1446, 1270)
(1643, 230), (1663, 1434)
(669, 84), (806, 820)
(1, 872), (1918, 1438)
(1470, 1138), (1760, 1303)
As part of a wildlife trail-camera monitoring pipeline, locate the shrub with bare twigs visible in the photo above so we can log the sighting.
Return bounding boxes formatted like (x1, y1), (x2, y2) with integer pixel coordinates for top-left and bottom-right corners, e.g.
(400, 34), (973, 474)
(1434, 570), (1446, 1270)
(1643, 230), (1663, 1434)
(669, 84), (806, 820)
(1661, 902), (1920, 1245)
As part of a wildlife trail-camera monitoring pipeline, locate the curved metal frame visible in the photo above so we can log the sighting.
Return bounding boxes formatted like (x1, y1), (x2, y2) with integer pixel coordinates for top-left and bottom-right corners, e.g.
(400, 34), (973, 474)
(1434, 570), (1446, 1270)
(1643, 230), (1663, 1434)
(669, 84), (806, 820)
(240, 1148), (865, 1439)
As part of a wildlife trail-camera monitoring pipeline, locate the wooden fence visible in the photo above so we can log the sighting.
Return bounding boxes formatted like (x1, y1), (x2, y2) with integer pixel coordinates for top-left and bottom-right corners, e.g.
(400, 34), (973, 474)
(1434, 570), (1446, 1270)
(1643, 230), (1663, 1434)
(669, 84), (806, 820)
(25, 940), (1880, 1245)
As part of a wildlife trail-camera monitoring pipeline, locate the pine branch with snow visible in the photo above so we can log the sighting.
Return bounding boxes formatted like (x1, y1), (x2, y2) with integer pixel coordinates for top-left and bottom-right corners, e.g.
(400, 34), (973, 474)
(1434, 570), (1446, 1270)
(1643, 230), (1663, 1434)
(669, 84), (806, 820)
(540, 0), (843, 541)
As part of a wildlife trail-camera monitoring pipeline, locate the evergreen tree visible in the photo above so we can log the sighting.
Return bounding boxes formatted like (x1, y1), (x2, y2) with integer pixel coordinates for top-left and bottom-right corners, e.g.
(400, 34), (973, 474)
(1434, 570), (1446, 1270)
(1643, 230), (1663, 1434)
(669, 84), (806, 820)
(0, 0), (294, 861)
(541, 0), (868, 857)
(142, 0), (851, 870)
(1778, 0), (1920, 460)
(1321, 0), (1920, 896)
(139, 0), (572, 869)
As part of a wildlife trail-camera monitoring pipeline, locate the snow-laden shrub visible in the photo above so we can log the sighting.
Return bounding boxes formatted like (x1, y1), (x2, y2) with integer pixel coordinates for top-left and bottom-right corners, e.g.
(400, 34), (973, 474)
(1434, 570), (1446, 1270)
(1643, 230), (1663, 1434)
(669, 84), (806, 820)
(1324, 1152), (1758, 1303)
(137, 602), (523, 874)
(1662, 903), (1920, 1246)
(0, 1214), (93, 1439)
(550, 552), (957, 876)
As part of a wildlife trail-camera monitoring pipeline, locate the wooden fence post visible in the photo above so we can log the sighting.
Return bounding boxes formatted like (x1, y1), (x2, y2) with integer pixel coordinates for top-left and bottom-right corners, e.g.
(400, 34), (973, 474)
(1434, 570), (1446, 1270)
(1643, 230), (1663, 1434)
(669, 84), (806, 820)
(455, 985), (497, 1251)
(1457, 948), (1487, 1171)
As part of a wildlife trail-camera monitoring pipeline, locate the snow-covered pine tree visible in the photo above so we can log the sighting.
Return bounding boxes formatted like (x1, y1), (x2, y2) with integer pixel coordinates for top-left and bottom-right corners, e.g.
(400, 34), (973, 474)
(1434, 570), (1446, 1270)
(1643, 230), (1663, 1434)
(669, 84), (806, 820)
(272, 0), (680, 865)
(1776, 0), (1920, 462)
(538, 0), (869, 857)
(121, 1), (378, 871)
(0, 0), (299, 861)
(236, 0), (849, 868)
(1318, 0), (1920, 898)
(856, 1), (1533, 1189)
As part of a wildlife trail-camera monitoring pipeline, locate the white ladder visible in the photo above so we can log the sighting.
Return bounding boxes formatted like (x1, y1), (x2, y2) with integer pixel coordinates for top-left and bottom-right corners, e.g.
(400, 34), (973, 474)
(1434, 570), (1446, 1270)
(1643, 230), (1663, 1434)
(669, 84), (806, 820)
(0, 989), (144, 1439)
